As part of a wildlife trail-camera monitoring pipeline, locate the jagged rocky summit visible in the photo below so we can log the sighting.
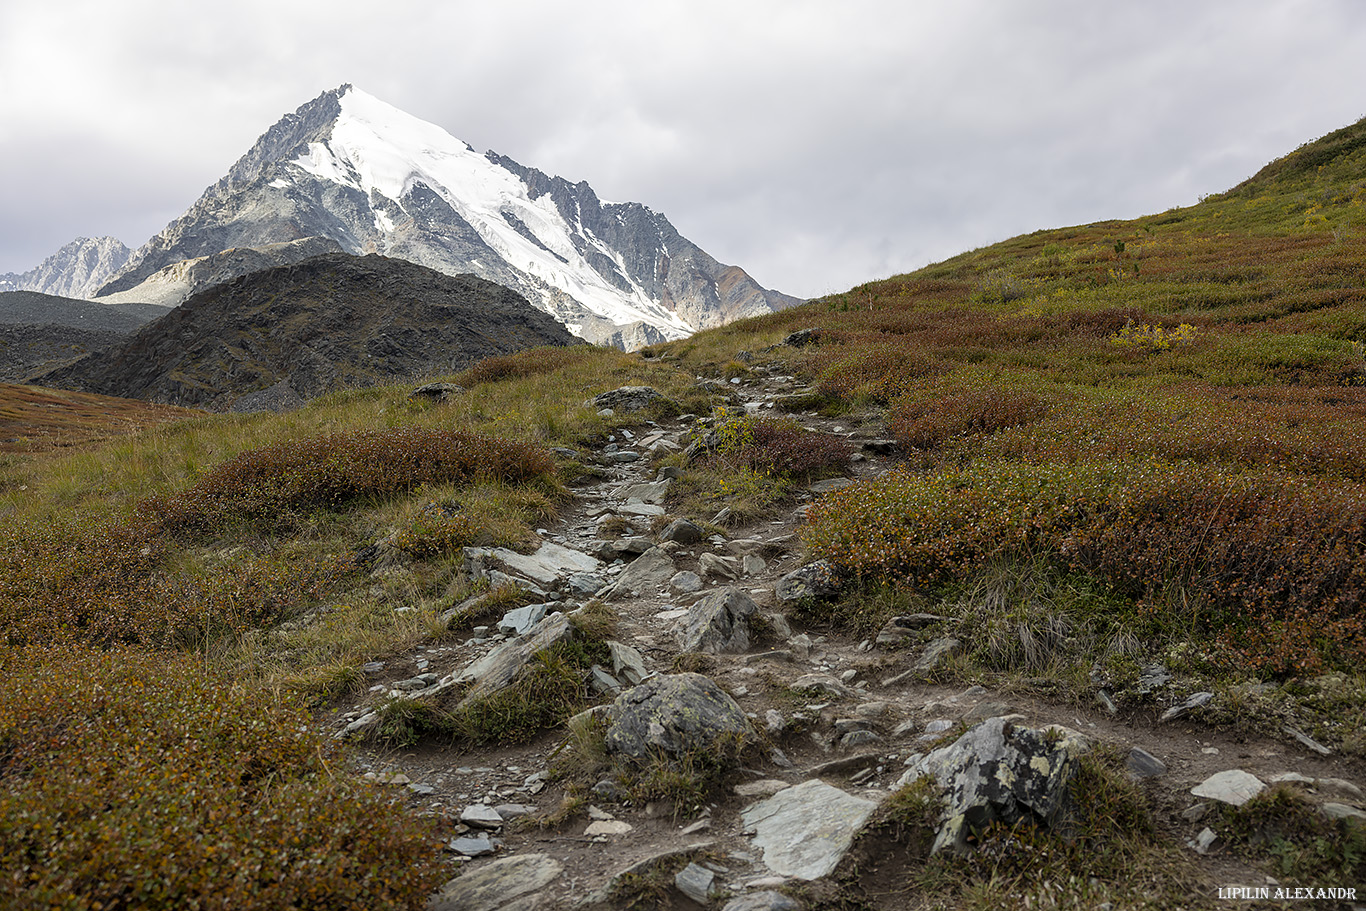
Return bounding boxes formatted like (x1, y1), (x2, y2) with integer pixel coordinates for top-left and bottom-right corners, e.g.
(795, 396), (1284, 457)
(93, 84), (799, 347)
(0, 237), (131, 300)
(40, 252), (581, 411)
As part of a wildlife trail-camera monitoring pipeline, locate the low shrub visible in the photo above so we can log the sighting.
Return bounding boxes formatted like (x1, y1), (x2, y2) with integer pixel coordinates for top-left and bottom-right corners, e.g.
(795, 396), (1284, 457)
(849, 746), (1201, 910)
(705, 415), (852, 482)
(787, 581), (927, 638)
(379, 623), (612, 748)
(814, 341), (946, 402)
(803, 460), (1366, 675)
(1108, 320), (1198, 350)
(888, 386), (1049, 451)
(0, 646), (445, 910)
(393, 511), (482, 558)
(452, 344), (601, 386)
(945, 562), (1144, 683)
(447, 641), (605, 745)
(0, 522), (344, 649)
(1217, 785), (1366, 883)
(143, 428), (554, 535)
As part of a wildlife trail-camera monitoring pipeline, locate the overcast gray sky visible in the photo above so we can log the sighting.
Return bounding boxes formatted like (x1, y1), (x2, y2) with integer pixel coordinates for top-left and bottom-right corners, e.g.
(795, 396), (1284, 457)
(2, 0), (1364, 298)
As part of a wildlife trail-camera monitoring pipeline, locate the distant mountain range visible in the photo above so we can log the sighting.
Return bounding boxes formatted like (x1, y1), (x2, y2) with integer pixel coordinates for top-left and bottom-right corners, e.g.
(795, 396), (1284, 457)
(6, 84), (792, 348)
(1, 237), (131, 300)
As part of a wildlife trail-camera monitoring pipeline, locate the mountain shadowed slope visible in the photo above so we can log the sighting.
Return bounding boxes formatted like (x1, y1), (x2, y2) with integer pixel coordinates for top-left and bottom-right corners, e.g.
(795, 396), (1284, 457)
(45, 253), (582, 411)
(0, 291), (172, 382)
(0, 290), (170, 332)
(94, 85), (798, 347)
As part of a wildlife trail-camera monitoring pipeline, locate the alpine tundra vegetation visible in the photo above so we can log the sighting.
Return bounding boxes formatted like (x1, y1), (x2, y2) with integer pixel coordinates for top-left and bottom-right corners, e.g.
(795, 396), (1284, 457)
(2, 116), (1366, 909)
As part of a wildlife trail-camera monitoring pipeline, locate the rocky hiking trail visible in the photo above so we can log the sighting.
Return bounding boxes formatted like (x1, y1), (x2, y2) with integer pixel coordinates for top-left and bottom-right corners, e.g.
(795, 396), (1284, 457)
(328, 365), (1365, 910)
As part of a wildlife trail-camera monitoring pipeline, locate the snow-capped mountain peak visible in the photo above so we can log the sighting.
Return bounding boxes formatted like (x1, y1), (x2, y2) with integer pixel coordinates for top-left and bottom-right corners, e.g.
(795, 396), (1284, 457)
(293, 87), (692, 337)
(95, 85), (798, 346)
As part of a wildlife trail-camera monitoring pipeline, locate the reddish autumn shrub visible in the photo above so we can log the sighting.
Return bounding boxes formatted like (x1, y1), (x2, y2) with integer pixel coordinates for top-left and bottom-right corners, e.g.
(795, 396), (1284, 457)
(0, 520), (344, 649)
(814, 342), (946, 402)
(803, 460), (1366, 676)
(705, 416), (852, 482)
(889, 386), (1050, 450)
(143, 428), (554, 534)
(967, 384), (1366, 482)
(0, 647), (445, 909)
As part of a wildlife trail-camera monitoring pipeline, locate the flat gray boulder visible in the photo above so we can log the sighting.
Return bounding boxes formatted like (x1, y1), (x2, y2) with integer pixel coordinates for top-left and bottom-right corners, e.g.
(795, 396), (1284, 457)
(465, 542), (600, 589)
(614, 479), (672, 504)
(899, 717), (1080, 854)
(659, 518), (705, 544)
(601, 545), (676, 599)
(676, 587), (758, 654)
(607, 640), (649, 685)
(428, 853), (562, 911)
(605, 672), (755, 765)
(591, 385), (675, 413)
(741, 779), (878, 880)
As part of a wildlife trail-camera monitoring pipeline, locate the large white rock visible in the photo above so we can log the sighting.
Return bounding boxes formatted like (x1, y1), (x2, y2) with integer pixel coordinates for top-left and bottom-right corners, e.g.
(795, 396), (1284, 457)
(466, 543), (600, 589)
(1191, 769), (1266, 807)
(741, 780), (877, 880)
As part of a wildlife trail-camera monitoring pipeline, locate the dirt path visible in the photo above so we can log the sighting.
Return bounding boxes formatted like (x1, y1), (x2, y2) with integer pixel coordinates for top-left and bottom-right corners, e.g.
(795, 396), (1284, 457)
(336, 365), (1366, 909)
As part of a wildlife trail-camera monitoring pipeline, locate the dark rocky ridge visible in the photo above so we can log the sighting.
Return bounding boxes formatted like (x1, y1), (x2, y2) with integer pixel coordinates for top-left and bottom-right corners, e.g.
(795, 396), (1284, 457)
(0, 324), (126, 383)
(0, 291), (171, 382)
(43, 253), (581, 411)
(0, 290), (170, 332)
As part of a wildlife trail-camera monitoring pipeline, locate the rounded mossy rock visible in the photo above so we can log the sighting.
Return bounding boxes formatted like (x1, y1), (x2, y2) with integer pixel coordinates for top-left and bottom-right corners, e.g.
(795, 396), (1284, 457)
(604, 672), (755, 766)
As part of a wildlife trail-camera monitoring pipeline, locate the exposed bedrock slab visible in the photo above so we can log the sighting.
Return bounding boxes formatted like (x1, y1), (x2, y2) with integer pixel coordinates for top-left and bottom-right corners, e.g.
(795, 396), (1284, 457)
(740, 779), (878, 880)
(428, 853), (562, 911)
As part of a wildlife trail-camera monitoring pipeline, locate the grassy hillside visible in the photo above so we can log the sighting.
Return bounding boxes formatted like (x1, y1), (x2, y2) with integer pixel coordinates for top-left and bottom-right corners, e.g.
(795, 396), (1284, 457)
(673, 115), (1366, 683)
(2, 118), (1365, 907)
